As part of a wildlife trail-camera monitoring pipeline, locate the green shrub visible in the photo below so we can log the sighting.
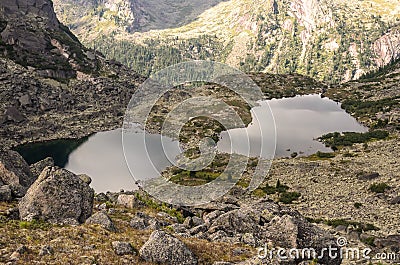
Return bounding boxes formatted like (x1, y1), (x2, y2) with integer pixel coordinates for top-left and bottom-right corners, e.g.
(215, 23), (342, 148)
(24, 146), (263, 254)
(354, 202), (362, 209)
(18, 219), (51, 230)
(368, 183), (390, 193)
(319, 130), (389, 148)
(361, 236), (376, 246)
(261, 180), (289, 195)
(316, 151), (335, 158)
(279, 192), (301, 204)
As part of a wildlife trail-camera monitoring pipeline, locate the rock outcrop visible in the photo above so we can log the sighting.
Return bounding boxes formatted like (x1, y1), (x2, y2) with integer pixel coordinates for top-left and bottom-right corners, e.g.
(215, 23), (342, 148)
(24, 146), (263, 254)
(18, 167), (94, 225)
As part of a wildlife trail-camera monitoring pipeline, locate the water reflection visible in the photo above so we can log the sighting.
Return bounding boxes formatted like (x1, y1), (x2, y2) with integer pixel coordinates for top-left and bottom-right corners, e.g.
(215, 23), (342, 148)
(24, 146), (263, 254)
(217, 94), (368, 157)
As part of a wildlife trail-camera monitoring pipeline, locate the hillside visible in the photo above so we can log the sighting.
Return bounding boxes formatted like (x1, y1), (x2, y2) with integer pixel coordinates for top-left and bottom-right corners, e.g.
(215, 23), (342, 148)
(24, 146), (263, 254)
(0, 0), (143, 148)
(53, 0), (400, 82)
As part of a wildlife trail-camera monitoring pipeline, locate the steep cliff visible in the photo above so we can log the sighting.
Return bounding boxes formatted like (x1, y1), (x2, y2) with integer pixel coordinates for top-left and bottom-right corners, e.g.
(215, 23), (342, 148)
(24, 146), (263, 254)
(52, 0), (400, 83)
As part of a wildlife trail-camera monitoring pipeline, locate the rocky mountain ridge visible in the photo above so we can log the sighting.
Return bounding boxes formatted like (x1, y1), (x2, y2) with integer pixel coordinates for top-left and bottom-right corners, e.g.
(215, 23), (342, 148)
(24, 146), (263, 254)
(53, 0), (400, 82)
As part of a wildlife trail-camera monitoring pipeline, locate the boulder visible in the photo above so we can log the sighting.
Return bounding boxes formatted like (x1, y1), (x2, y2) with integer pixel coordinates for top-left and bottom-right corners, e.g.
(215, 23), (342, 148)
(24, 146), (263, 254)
(139, 230), (198, 265)
(265, 214), (341, 265)
(3, 107), (26, 123)
(30, 157), (54, 178)
(111, 241), (136, 256)
(85, 211), (116, 231)
(130, 213), (149, 230)
(116, 194), (140, 208)
(208, 209), (258, 236)
(0, 149), (34, 197)
(18, 167), (94, 225)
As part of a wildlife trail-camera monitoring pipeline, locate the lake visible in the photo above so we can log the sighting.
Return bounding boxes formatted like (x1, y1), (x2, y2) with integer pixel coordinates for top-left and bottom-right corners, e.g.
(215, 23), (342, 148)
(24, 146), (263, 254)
(16, 94), (368, 192)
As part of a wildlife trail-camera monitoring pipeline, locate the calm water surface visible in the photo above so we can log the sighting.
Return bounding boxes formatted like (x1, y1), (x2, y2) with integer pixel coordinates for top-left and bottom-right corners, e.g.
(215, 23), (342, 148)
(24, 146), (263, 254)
(17, 94), (368, 192)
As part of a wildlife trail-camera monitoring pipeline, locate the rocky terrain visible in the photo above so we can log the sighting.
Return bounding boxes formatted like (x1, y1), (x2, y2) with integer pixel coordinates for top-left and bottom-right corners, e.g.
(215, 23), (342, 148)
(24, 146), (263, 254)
(0, 0), (399, 264)
(53, 0), (400, 82)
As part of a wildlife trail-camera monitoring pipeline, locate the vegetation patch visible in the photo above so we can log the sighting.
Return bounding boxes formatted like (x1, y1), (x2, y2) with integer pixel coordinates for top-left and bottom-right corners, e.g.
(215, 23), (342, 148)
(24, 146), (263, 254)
(319, 130), (389, 149)
(135, 193), (184, 223)
(279, 192), (301, 204)
(368, 183), (390, 193)
(254, 180), (301, 204)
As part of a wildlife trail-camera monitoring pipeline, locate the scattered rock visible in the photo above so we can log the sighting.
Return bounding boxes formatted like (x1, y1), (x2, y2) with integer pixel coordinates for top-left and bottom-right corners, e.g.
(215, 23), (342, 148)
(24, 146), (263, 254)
(18, 94), (32, 107)
(389, 196), (400, 204)
(4, 207), (19, 220)
(130, 212), (150, 230)
(139, 230), (198, 265)
(184, 216), (205, 229)
(111, 241), (136, 256)
(117, 194), (140, 208)
(0, 185), (12, 201)
(358, 172), (380, 181)
(30, 157), (54, 178)
(18, 167), (94, 224)
(39, 245), (54, 256)
(375, 235), (400, 249)
(78, 174), (92, 185)
(85, 211), (116, 232)
(10, 245), (28, 261)
(95, 192), (109, 202)
(3, 106), (25, 123)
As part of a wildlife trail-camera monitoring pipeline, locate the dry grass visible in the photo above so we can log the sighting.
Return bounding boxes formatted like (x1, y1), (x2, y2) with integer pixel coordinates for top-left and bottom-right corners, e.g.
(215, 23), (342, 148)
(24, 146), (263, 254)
(0, 201), (255, 264)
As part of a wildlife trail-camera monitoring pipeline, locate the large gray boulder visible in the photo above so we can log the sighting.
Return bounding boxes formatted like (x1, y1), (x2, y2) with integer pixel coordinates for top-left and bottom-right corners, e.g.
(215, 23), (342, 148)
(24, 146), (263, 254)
(139, 230), (198, 265)
(18, 167), (94, 225)
(0, 149), (34, 197)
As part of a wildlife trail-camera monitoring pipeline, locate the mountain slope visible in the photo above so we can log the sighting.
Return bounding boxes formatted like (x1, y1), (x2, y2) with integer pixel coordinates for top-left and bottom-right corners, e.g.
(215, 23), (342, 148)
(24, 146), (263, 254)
(53, 0), (400, 82)
(0, 0), (101, 79)
(0, 0), (143, 148)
